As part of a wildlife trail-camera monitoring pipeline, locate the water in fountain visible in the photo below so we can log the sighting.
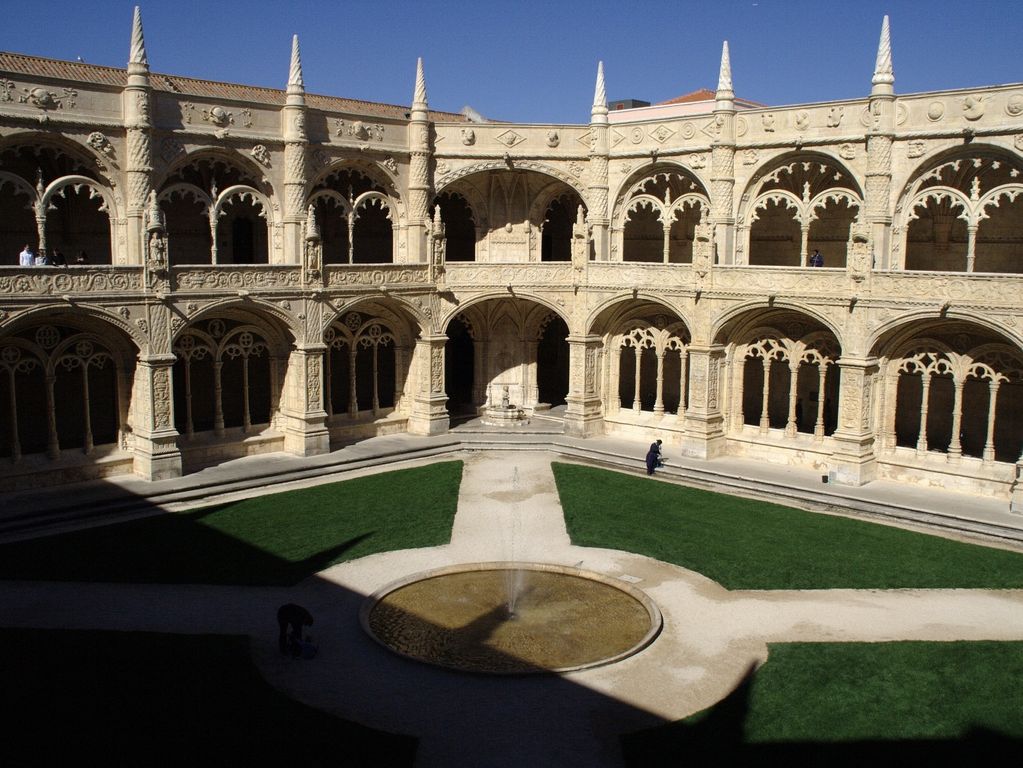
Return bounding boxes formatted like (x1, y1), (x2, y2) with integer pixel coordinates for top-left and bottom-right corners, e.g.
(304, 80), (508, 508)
(502, 465), (525, 618)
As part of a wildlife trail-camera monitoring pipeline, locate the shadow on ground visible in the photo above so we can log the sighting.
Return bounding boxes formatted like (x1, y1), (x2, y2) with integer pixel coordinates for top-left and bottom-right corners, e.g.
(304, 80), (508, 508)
(622, 664), (1023, 768)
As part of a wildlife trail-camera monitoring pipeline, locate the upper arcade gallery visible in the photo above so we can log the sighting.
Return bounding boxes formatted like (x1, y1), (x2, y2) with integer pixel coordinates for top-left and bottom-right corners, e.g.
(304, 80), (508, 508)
(1, 10), (1022, 513)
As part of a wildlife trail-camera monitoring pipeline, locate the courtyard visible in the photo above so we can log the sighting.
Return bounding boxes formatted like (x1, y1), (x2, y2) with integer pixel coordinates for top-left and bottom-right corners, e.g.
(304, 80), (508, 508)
(1, 440), (1021, 766)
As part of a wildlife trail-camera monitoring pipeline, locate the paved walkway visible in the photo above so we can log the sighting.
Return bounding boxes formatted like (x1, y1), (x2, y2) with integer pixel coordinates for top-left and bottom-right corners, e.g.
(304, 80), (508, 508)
(1, 451), (1022, 766)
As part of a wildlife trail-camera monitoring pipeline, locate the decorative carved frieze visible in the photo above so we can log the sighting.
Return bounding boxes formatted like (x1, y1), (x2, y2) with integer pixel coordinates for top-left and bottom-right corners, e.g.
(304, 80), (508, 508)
(443, 264), (574, 287)
(0, 269), (142, 295)
(326, 265), (429, 287)
(173, 266), (301, 291)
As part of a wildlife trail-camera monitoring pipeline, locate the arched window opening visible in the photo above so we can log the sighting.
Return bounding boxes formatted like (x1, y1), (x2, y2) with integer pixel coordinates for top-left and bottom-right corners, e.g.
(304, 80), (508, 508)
(749, 198), (801, 266)
(311, 168), (390, 264)
(0, 179), (39, 265)
(536, 315), (569, 406)
(541, 197), (573, 262)
(159, 155), (266, 265)
(172, 319), (272, 438)
(218, 196), (268, 265)
(618, 168), (709, 263)
(324, 312), (400, 419)
(435, 192), (476, 262)
(313, 196), (349, 265)
(622, 203), (662, 262)
(976, 194), (1023, 273)
(807, 197), (858, 268)
(0, 325), (128, 461)
(163, 193), (211, 266)
(352, 198), (392, 264)
(905, 198), (968, 271)
(445, 315), (475, 415)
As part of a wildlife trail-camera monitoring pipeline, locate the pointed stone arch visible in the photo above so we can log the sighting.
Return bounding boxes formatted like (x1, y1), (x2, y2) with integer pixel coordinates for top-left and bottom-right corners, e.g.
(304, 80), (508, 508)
(895, 144), (1023, 273)
(738, 151), (862, 267)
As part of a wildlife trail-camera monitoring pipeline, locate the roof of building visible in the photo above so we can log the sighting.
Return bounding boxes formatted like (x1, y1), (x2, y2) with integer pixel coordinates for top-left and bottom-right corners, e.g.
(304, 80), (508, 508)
(657, 88), (766, 108)
(657, 88), (717, 105)
(0, 51), (466, 122)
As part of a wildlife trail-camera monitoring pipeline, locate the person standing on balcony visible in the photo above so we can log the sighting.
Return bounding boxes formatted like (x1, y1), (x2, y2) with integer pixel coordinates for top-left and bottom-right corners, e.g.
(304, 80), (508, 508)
(18, 244), (35, 266)
(809, 249), (824, 267)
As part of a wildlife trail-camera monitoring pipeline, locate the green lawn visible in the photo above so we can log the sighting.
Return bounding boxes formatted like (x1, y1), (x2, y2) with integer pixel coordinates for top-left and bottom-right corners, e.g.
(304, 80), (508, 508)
(0, 461), (462, 585)
(622, 641), (1023, 766)
(552, 462), (1023, 589)
(0, 628), (416, 766)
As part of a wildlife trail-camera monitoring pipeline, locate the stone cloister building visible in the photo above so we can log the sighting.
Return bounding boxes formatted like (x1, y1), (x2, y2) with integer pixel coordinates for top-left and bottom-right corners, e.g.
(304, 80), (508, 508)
(1, 11), (1022, 512)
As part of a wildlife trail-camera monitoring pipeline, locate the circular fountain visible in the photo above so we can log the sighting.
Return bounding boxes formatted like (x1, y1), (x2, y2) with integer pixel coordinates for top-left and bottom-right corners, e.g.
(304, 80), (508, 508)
(480, 385), (529, 427)
(361, 562), (662, 675)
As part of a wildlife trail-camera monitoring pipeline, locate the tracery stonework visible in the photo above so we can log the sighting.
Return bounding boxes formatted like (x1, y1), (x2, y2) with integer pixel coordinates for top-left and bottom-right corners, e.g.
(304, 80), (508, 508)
(0, 13), (1021, 508)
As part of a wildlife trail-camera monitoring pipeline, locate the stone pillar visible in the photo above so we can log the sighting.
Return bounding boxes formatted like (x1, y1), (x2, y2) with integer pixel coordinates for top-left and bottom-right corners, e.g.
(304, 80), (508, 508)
(407, 58), (432, 265)
(564, 334), (604, 437)
(828, 357), (879, 485)
(1011, 459), (1023, 515)
(131, 354), (182, 481)
(280, 343), (330, 456)
(710, 42), (736, 264)
(866, 16), (895, 270)
(680, 343), (726, 459)
(282, 36), (308, 266)
(123, 7), (153, 266)
(588, 63), (611, 261)
(408, 334), (449, 435)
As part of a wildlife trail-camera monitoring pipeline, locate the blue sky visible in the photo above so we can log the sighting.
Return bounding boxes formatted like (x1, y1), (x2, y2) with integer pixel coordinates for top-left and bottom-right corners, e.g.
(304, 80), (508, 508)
(6, 1), (1021, 122)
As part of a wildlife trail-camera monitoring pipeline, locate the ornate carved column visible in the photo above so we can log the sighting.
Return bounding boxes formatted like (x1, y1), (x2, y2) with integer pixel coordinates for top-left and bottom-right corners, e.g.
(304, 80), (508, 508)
(759, 358), (772, 434)
(680, 343), (727, 459)
(280, 343), (330, 456)
(632, 346), (642, 415)
(123, 7), (153, 266)
(131, 353), (182, 481)
(828, 356), (879, 485)
(282, 36), (308, 266)
(710, 43), (737, 264)
(408, 334), (449, 435)
(588, 63), (611, 261)
(785, 361), (799, 437)
(865, 16), (895, 270)
(565, 334), (604, 437)
(407, 58), (433, 264)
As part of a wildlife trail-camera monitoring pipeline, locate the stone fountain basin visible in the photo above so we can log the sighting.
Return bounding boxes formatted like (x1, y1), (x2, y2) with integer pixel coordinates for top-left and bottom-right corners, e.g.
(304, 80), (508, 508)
(361, 562), (662, 675)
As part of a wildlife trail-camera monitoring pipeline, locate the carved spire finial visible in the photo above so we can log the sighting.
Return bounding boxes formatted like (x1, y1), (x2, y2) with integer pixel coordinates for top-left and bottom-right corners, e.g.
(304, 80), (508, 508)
(872, 15), (894, 94)
(716, 41), (733, 100)
(592, 61), (608, 117)
(433, 204), (443, 230)
(305, 204), (320, 241)
(412, 57), (429, 112)
(129, 6), (148, 68)
(289, 35), (304, 90)
(146, 190), (164, 232)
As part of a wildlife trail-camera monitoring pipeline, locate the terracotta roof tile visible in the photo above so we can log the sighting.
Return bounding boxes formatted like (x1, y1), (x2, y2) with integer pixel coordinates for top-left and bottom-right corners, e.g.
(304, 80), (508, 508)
(657, 88), (717, 105)
(0, 51), (464, 122)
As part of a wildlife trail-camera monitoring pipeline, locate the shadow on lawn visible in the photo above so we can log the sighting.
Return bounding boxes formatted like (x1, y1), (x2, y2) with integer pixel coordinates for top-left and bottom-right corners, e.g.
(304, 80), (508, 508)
(1, 466), (1021, 766)
(622, 664), (1023, 768)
